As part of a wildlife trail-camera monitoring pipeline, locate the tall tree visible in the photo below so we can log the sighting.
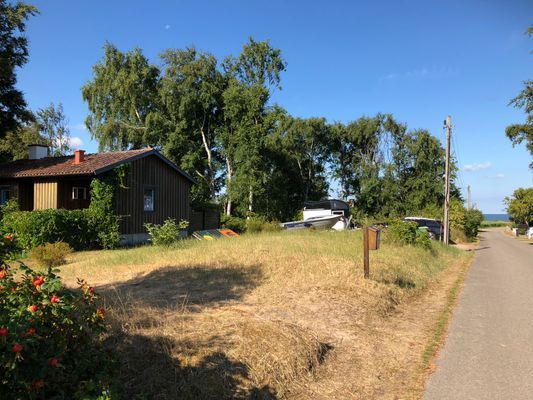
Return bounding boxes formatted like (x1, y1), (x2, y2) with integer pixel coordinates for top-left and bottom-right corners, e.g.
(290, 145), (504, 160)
(220, 38), (287, 216)
(0, 0), (37, 156)
(36, 103), (70, 156)
(506, 27), (532, 168)
(159, 47), (224, 201)
(82, 43), (161, 150)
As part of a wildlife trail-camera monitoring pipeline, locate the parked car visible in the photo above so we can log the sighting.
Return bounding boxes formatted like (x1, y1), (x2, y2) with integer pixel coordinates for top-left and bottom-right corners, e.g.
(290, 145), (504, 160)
(527, 227), (533, 240)
(403, 217), (444, 240)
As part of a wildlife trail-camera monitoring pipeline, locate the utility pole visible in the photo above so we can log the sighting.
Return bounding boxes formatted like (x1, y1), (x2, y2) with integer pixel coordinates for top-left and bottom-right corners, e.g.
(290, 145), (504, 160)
(443, 116), (452, 245)
(467, 185), (471, 211)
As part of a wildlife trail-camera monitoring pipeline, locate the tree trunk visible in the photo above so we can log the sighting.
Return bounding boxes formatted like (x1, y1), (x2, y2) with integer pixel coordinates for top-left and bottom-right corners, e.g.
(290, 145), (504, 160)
(225, 157), (233, 216)
(248, 185), (253, 218)
(200, 127), (214, 198)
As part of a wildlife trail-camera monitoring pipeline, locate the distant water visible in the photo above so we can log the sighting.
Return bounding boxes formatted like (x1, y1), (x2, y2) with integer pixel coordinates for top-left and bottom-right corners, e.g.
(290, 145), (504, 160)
(483, 214), (509, 221)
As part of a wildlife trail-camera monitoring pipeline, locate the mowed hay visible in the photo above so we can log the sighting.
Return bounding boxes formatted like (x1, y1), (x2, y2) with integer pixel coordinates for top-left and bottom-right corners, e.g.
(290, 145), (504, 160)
(57, 230), (469, 399)
(233, 318), (330, 397)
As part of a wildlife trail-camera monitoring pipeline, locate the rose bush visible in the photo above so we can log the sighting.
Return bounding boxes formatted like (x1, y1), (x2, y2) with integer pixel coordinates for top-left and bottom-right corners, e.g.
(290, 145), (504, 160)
(0, 234), (116, 399)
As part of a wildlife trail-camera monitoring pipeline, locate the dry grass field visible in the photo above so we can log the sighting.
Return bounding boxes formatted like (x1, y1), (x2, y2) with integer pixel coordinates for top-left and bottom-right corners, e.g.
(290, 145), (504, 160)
(54, 230), (471, 399)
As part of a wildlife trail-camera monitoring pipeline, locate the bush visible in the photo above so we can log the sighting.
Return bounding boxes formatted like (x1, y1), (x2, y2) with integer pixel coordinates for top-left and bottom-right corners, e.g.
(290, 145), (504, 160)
(415, 229), (432, 250)
(88, 178), (120, 250)
(0, 234), (115, 399)
(1, 209), (94, 251)
(31, 242), (72, 268)
(464, 209), (483, 240)
(220, 215), (247, 233)
(449, 200), (483, 242)
(387, 220), (418, 245)
(386, 220), (431, 249)
(145, 218), (189, 246)
(246, 217), (282, 233)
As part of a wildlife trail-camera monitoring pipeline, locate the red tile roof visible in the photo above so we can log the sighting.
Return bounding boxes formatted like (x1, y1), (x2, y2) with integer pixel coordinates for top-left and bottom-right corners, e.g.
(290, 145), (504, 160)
(0, 148), (194, 183)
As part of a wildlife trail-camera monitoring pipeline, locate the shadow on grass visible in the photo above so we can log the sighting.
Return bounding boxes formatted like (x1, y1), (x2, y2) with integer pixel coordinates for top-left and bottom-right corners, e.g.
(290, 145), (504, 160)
(105, 332), (277, 399)
(99, 264), (263, 311)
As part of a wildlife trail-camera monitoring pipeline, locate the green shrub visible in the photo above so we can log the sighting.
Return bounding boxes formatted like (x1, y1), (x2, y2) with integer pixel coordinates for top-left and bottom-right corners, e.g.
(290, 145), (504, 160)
(0, 235), (116, 399)
(1, 209), (94, 251)
(88, 178), (120, 250)
(387, 220), (431, 249)
(246, 217), (282, 233)
(464, 209), (483, 240)
(415, 229), (432, 250)
(145, 218), (189, 246)
(220, 215), (247, 233)
(387, 220), (418, 245)
(31, 242), (72, 268)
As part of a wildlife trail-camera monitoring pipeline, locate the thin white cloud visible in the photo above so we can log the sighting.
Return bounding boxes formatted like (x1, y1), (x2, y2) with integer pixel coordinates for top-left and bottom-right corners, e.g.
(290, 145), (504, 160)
(381, 66), (456, 81)
(464, 162), (491, 172)
(494, 173), (505, 179)
(165, 24), (171, 30)
(71, 123), (87, 131)
(69, 137), (84, 148)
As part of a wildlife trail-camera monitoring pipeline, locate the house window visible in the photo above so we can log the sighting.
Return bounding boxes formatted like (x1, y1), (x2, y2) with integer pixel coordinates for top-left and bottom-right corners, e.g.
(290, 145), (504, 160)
(0, 187), (10, 205)
(144, 188), (155, 212)
(72, 187), (87, 200)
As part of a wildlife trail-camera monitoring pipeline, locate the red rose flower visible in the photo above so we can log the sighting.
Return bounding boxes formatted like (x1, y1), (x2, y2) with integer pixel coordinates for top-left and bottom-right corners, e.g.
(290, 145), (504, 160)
(33, 276), (45, 287)
(0, 327), (8, 337)
(49, 358), (59, 368)
(51, 295), (59, 304)
(4, 234), (13, 241)
(27, 305), (39, 313)
(0, 270), (6, 279)
(27, 327), (36, 335)
(96, 308), (105, 319)
(89, 286), (95, 294)
(12, 343), (23, 353)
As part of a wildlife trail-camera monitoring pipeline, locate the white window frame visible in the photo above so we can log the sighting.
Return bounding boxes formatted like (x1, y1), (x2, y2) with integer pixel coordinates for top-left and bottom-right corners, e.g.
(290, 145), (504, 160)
(144, 188), (155, 212)
(72, 187), (87, 200)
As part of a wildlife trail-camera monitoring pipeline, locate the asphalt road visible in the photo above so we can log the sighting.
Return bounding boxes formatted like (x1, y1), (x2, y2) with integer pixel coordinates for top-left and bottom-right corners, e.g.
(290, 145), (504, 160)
(424, 230), (533, 400)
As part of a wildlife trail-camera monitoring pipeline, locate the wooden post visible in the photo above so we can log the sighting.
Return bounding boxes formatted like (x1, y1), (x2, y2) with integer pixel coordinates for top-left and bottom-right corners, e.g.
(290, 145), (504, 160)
(443, 115), (452, 245)
(363, 227), (369, 278)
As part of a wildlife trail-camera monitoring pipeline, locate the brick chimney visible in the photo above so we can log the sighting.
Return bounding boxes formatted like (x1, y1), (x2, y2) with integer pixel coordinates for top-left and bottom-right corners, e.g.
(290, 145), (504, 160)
(74, 150), (85, 164)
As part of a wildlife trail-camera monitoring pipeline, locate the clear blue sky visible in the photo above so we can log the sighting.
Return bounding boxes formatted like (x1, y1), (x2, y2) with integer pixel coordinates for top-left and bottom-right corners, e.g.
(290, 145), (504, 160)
(16, 0), (533, 213)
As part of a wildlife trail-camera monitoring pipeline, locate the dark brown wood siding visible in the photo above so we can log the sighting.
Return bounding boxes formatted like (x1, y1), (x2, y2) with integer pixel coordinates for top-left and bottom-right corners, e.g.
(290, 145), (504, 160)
(114, 155), (191, 235)
(57, 178), (92, 210)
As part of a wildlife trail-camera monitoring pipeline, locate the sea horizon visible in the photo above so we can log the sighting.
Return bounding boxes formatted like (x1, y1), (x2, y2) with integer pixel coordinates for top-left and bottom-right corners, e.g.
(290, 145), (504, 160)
(483, 213), (509, 221)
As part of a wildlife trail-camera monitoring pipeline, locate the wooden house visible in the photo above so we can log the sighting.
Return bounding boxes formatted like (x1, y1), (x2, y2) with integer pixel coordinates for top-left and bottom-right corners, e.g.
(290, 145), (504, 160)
(0, 145), (195, 244)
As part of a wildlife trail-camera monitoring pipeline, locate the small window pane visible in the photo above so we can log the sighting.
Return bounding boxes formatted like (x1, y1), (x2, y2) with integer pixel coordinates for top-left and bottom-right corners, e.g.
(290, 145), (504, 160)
(144, 189), (154, 211)
(72, 187), (87, 200)
(0, 188), (10, 205)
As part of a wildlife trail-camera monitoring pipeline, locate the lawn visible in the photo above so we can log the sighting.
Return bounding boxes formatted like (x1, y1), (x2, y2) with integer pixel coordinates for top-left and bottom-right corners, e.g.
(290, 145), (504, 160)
(55, 230), (471, 399)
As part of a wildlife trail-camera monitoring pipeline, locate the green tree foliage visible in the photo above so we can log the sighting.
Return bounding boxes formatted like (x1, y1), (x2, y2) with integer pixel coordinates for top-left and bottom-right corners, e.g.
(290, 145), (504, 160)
(36, 103), (71, 156)
(82, 43), (161, 151)
(219, 38), (287, 216)
(506, 27), (533, 168)
(0, 0), (37, 152)
(82, 38), (460, 222)
(0, 121), (45, 160)
(331, 115), (458, 219)
(505, 187), (533, 226)
(159, 47), (225, 201)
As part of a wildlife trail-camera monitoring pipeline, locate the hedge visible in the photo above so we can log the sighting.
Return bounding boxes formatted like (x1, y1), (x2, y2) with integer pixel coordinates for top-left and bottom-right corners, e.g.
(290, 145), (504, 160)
(1, 208), (118, 251)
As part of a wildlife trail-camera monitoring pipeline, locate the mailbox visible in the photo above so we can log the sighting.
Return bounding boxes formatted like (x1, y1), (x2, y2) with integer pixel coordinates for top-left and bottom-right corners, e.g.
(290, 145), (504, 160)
(367, 226), (381, 250)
